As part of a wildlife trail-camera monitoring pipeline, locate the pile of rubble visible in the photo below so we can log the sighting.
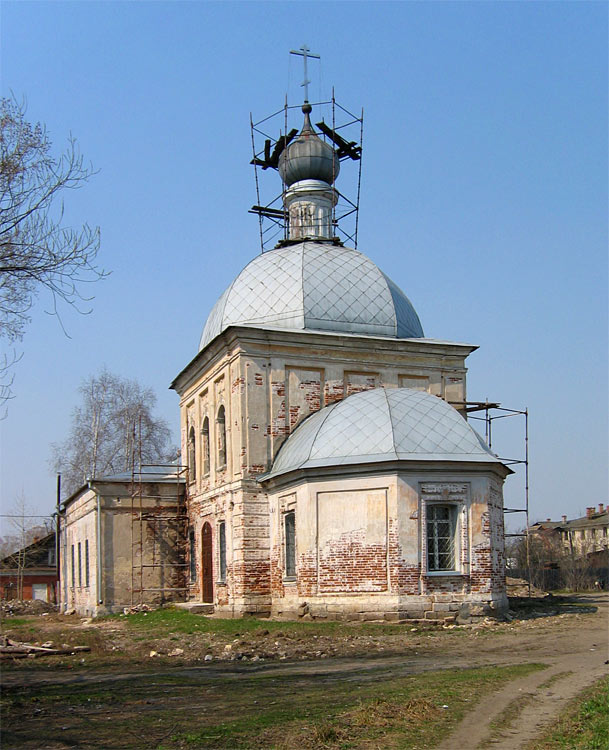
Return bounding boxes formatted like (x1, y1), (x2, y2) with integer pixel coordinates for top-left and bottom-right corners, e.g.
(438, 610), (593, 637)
(506, 577), (548, 598)
(0, 599), (57, 617)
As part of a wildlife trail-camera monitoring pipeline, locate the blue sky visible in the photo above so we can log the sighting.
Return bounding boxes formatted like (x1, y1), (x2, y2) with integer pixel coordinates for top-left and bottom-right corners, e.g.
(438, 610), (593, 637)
(1, 1), (607, 528)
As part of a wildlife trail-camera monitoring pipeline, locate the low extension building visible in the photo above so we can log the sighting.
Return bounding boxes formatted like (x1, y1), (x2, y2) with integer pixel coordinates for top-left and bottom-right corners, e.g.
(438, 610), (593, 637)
(58, 467), (186, 616)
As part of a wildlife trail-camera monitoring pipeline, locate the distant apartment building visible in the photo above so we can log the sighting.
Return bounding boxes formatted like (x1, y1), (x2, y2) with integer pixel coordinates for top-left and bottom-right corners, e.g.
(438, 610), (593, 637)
(530, 505), (608, 554)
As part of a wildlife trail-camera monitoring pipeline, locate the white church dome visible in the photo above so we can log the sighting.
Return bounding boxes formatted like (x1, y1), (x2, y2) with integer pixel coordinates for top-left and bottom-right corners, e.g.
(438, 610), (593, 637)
(199, 241), (423, 350)
(265, 388), (500, 480)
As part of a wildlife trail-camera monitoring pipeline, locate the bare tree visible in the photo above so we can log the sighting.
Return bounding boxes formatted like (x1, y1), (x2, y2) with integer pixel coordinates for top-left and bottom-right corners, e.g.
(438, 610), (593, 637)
(51, 369), (176, 497)
(510, 529), (598, 592)
(0, 492), (52, 599)
(0, 95), (107, 342)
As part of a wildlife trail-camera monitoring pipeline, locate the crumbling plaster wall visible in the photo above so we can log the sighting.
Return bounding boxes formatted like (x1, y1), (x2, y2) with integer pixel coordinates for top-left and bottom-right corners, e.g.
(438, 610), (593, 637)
(97, 482), (185, 614)
(177, 328), (474, 614)
(60, 488), (98, 616)
(61, 482), (185, 616)
(267, 469), (508, 621)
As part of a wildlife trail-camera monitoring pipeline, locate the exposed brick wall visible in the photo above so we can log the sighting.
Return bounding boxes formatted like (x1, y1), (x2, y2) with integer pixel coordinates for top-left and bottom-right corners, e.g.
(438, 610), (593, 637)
(345, 372), (378, 397)
(297, 549), (317, 597)
(287, 369), (322, 431)
(318, 529), (387, 593)
(471, 509), (492, 594)
(231, 560), (270, 598)
(231, 376), (245, 394)
(216, 583), (229, 606)
(397, 565), (422, 595)
(324, 379), (344, 404)
(488, 479), (506, 594)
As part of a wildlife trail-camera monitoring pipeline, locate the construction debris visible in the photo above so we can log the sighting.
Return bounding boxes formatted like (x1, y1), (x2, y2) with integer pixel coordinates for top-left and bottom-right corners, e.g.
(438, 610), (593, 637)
(0, 600), (56, 617)
(506, 577), (548, 598)
(0, 636), (90, 660)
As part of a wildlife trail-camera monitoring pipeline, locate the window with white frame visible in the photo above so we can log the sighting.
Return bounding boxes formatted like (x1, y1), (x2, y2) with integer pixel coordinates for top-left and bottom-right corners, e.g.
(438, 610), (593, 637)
(426, 504), (457, 572)
(284, 512), (296, 578)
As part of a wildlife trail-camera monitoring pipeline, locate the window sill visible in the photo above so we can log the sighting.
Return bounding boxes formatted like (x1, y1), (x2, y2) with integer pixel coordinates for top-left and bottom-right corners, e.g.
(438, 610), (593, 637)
(216, 580), (227, 586)
(424, 571), (464, 577)
(283, 576), (297, 583)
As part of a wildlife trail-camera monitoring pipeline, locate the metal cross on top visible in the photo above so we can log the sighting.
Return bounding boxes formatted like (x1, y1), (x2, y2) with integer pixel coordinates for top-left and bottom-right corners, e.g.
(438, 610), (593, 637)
(290, 45), (320, 104)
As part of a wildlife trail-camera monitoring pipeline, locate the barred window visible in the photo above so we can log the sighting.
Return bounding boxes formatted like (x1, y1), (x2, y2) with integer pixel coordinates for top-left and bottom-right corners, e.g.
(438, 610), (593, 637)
(202, 417), (210, 476)
(218, 522), (227, 582)
(284, 512), (296, 578)
(427, 504), (457, 571)
(217, 406), (226, 468)
(189, 528), (196, 583)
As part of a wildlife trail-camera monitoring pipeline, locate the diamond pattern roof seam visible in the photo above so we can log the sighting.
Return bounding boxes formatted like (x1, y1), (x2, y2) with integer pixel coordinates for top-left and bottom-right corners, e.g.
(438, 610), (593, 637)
(200, 242), (425, 350)
(266, 388), (501, 480)
(309, 389), (394, 459)
(303, 245), (396, 329)
(384, 388), (401, 461)
(200, 285), (231, 350)
(382, 272), (424, 338)
(270, 400), (340, 473)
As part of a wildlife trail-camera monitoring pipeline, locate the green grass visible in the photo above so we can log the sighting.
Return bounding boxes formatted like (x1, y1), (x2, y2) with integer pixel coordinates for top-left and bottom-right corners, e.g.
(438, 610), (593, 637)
(528, 677), (609, 749)
(107, 606), (434, 638)
(0, 617), (28, 628)
(165, 663), (546, 750)
(1, 660), (546, 750)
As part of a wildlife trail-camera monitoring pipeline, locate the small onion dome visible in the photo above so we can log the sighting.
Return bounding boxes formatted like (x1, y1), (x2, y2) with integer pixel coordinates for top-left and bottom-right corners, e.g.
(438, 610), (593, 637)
(279, 105), (340, 187)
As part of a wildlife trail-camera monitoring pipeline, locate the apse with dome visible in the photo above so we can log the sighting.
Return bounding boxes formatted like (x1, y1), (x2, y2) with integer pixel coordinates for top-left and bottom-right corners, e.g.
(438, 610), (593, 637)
(170, 58), (511, 622)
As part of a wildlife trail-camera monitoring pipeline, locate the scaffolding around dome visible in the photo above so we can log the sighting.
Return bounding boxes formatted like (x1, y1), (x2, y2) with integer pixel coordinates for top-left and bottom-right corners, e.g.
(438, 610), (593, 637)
(249, 93), (363, 252)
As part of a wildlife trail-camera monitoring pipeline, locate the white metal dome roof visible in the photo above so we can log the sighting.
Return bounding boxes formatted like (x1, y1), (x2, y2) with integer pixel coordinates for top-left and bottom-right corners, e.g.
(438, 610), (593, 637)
(264, 388), (500, 480)
(199, 241), (423, 350)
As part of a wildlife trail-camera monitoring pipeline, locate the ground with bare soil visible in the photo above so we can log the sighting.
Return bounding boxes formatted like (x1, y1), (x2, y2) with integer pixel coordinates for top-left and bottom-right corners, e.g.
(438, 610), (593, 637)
(1, 593), (607, 749)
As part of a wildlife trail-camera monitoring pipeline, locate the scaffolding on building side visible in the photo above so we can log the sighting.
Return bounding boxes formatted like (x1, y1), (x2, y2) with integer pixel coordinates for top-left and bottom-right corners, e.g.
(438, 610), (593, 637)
(451, 400), (531, 597)
(129, 459), (190, 609)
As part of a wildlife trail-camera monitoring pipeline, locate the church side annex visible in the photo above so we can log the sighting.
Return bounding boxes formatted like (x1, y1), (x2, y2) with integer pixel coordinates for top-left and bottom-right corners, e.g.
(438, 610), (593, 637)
(170, 49), (512, 622)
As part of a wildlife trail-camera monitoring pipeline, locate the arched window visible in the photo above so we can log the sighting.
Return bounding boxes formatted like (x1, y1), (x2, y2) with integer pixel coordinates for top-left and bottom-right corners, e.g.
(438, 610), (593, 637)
(217, 405), (226, 468)
(202, 417), (210, 476)
(188, 425), (196, 482)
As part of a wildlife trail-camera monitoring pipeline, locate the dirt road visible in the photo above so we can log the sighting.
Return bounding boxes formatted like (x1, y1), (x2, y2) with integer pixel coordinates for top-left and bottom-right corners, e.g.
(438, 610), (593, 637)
(437, 593), (608, 748)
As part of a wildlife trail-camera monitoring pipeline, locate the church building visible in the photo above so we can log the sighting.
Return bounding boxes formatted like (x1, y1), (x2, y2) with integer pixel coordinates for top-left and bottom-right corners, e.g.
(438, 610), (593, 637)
(170, 72), (511, 622)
